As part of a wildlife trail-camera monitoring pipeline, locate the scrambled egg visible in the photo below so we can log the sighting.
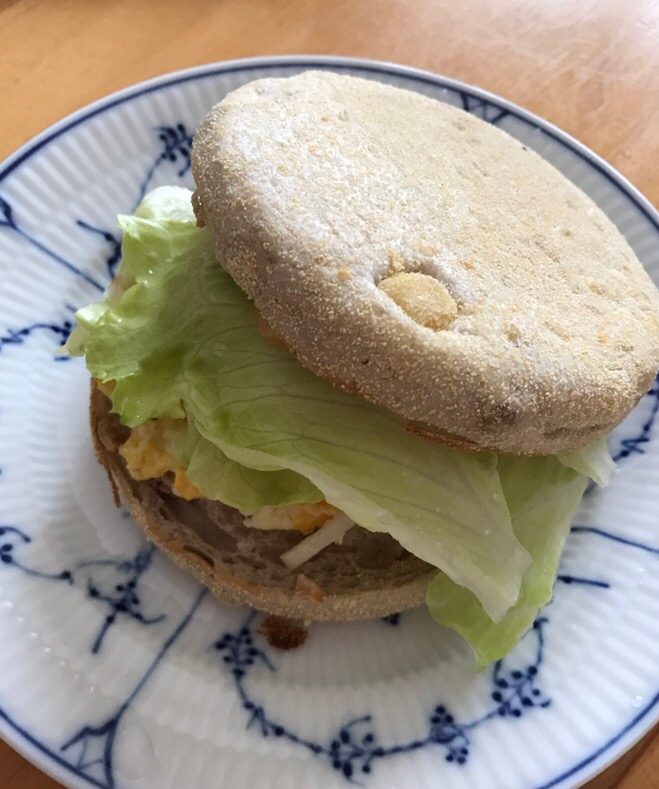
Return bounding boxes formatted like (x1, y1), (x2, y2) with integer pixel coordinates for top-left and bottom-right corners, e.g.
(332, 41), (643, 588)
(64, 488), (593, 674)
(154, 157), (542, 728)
(120, 419), (201, 501)
(119, 416), (338, 532)
(244, 502), (340, 535)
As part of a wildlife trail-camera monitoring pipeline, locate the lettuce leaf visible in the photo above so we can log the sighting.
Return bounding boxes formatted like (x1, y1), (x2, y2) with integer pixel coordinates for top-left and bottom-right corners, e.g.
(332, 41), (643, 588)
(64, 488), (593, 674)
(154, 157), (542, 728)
(178, 419), (323, 512)
(426, 455), (588, 668)
(66, 187), (613, 654)
(558, 437), (615, 487)
(66, 187), (531, 622)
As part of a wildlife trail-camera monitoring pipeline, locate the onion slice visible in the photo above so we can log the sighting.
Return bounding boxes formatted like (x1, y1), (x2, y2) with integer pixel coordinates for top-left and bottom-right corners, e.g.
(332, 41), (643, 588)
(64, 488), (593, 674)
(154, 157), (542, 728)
(280, 514), (354, 569)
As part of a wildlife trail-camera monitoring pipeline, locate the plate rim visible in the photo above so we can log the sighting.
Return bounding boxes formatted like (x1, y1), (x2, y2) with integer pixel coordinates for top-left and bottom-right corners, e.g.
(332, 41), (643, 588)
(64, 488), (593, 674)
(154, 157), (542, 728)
(2, 54), (658, 233)
(0, 54), (657, 789)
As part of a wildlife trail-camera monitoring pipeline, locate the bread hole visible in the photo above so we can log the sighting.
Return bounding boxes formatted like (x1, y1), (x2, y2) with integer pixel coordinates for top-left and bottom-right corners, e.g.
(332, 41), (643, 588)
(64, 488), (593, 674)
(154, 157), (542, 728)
(472, 161), (491, 178)
(356, 533), (403, 570)
(158, 494), (239, 552)
(236, 554), (267, 570)
(546, 322), (571, 340)
(378, 272), (458, 330)
(480, 403), (518, 429)
(156, 503), (175, 522)
(532, 235), (561, 263)
(100, 420), (130, 450)
(182, 545), (215, 568)
(506, 325), (521, 345)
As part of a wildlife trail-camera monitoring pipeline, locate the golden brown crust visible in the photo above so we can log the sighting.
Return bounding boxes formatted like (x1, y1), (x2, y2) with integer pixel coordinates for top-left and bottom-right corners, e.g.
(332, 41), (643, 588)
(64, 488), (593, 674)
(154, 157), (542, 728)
(192, 71), (659, 455)
(90, 381), (433, 620)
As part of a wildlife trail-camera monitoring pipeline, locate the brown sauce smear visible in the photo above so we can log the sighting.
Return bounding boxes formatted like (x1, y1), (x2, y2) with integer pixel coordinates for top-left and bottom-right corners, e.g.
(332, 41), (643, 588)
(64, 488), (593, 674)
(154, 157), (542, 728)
(258, 615), (308, 650)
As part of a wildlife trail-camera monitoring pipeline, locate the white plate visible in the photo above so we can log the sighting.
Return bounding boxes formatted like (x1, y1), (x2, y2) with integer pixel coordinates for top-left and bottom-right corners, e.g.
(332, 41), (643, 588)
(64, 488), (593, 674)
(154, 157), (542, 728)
(1, 56), (658, 789)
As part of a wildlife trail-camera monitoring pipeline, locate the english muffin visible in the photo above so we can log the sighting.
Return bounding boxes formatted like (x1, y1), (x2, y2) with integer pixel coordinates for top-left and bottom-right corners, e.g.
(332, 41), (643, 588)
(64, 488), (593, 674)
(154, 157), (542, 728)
(192, 71), (659, 455)
(66, 71), (659, 665)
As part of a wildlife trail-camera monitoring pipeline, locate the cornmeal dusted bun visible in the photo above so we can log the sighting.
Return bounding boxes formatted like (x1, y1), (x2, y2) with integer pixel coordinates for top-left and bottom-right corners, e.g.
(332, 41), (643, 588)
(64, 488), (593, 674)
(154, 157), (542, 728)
(90, 381), (433, 620)
(192, 71), (659, 456)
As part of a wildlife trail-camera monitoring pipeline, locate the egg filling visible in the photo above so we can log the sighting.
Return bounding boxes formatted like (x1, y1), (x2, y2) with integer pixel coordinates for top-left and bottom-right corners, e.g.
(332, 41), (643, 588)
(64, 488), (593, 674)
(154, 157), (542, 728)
(119, 416), (341, 534)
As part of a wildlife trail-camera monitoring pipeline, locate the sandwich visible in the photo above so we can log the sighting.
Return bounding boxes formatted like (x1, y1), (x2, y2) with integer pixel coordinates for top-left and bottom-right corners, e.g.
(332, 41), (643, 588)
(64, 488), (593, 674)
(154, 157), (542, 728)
(65, 72), (659, 667)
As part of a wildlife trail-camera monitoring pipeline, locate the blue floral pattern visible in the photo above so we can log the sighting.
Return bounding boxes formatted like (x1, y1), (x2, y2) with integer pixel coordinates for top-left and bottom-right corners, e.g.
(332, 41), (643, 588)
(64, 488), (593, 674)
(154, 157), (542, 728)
(212, 614), (551, 781)
(0, 195), (104, 292)
(0, 317), (74, 359)
(0, 122), (193, 296)
(61, 591), (205, 789)
(134, 124), (192, 210)
(0, 528), (166, 655)
(0, 526), (73, 583)
(611, 374), (659, 462)
(459, 92), (509, 126)
(0, 64), (657, 789)
(76, 222), (122, 280)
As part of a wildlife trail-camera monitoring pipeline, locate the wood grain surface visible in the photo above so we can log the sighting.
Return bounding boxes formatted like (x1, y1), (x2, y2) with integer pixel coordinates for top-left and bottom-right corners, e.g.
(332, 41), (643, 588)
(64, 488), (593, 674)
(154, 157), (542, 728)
(0, 0), (658, 787)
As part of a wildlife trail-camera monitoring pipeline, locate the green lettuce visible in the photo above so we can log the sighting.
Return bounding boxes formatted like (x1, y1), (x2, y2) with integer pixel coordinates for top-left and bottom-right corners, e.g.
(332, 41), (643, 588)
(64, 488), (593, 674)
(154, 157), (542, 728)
(66, 187), (612, 657)
(177, 419), (323, 512)
(558, 437), (615, 487)
(427, 456), (588, 668)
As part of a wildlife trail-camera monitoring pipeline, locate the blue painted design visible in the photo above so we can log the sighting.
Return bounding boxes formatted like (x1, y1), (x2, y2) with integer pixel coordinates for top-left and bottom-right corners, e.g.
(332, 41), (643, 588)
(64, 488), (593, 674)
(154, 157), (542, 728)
(1, 122), (191, 304)
(0, 318), (73, 360)
(60, 589), (205, 789)
(571, 525), (659, 556)
(459, 92), (508, 125)
(556, 574), (611, 589)
(75, 546), (166, 654)
(76, 221), (122, 280)
(0, 60), (658, 789)
(0, 59), (656, 241)
(381, 612), (400, 626)
(556, 526), (659, 589)
(72, 123), (193, 285)
(0, 530), (165, 655)
(586, 375), (658, 498)
(611, 374), (659, 463)
(133, 123), (192, 210)
(0, 304), (169, 658)
(214, 614), (549, 781)
(0, 526), (72, 583)
(0, 195), (104, 292)
(556, 522), (659, 591)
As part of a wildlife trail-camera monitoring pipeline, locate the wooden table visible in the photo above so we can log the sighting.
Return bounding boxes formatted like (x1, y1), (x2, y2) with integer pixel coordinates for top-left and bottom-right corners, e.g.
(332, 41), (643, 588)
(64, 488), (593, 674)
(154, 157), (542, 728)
(0, 1), (657, 787)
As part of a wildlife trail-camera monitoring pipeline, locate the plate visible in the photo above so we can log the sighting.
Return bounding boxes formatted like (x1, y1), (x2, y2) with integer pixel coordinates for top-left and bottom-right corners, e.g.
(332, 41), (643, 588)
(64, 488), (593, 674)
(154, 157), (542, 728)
(1, 56), (658, 789)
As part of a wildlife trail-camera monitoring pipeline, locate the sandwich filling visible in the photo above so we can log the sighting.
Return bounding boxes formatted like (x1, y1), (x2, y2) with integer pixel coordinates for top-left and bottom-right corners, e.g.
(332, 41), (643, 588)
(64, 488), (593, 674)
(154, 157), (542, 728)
(66, 187), (615, 667)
